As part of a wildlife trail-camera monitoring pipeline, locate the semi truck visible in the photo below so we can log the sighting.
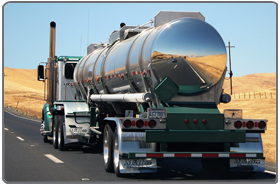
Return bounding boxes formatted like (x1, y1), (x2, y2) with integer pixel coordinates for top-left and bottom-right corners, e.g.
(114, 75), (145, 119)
(38, 11), (267, 177)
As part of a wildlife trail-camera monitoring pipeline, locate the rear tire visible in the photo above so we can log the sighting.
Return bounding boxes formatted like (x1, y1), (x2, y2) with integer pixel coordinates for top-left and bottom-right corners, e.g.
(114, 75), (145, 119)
(53, 116), (58, 149)
(58, 115), (65, 151)
(103, 124), (114, 172)
(113, 127), (122, 177)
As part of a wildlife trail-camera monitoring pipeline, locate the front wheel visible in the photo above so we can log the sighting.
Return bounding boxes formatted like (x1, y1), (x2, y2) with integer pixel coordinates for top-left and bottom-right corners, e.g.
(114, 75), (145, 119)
(53, 116), (58, 149)
(43, 135), (48, 143)
(58, 115), (65, 151)
(103, 124), (114, 172)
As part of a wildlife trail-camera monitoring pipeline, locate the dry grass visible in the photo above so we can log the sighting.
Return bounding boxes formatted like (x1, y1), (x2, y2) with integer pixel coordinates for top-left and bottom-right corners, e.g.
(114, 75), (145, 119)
(4, 67), (45, 118)
(4, 67), (276, 163)
(218, 98), (276, 163)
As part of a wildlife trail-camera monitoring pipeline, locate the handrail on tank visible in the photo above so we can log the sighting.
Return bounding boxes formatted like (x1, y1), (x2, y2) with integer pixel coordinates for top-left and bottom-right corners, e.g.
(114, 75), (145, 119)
(131, 20), (154, 31)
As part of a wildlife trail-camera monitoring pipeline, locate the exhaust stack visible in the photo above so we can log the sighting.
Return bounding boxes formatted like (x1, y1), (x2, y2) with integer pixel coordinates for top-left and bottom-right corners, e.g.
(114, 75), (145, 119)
(46, 21), (57, 106)
(49, 21), (56, 58)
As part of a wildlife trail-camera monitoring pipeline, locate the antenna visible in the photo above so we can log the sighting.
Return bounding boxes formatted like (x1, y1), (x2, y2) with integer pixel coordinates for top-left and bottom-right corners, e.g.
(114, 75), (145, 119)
(87, 10), (89, 46)
(80, 35), (82, 55)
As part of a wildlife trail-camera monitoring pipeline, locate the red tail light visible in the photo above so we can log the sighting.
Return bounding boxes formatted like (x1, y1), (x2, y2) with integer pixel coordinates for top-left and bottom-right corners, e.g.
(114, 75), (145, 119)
(202, 119), (207, 124)
(246, 121), (254, 129)
(148, 120), (156, 128)
(258, 121), (266, 129)
(194, 119), (198, 124)
(136, 120), (144, 128)
(185, 119), (189, 124)
(234, 121), (242, 129)
(123, 120), (132, 128)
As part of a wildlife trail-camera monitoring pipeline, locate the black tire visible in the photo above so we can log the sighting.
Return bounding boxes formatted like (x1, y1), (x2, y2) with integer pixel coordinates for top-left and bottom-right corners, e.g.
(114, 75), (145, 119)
(43, 135), (48, 143)
(53, 116), (58, 149)
(113, 127), (122, 177)
(58, 115), (66, 151)
(103, 124), (114, 172)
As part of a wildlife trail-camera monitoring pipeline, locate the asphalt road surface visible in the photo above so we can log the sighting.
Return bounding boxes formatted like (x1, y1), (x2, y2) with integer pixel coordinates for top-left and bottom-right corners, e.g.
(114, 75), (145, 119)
(3, 108), (277, 182)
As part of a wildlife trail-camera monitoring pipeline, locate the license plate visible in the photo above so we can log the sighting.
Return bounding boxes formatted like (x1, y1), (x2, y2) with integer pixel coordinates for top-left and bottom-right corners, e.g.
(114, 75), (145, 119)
(70, 128), (82, 133)
(148, 108), (167, 118)
(230, 159), (263, 167)
(119, 159), (157, 173)
(121, 159), (156, 168)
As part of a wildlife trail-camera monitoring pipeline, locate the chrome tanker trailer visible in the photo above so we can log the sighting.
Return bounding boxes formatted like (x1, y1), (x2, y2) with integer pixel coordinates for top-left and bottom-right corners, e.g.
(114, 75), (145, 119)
(38, 11), (267, 177)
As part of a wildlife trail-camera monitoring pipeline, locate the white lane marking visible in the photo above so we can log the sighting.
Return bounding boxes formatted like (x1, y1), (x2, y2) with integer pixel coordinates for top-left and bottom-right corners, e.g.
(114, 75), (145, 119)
(187, 63), (206, 83)
(264, 170), (276, 175)
(44, 154), (64, 163)
(16, 137), (24, 141)
(4, 128), (9, 131)
(4, 110), (41, 122)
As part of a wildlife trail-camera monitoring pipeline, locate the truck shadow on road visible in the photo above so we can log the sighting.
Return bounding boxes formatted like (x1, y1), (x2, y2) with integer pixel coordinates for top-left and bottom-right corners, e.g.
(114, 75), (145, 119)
(51, 143), (276, 181)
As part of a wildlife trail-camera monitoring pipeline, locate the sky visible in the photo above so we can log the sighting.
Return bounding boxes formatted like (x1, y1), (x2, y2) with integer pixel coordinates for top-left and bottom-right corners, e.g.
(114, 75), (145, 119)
(3, 2), (277, 77)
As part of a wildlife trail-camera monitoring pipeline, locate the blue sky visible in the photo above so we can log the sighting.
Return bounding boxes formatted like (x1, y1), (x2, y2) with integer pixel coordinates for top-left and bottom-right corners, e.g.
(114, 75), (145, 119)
(3, 2), (276, 77)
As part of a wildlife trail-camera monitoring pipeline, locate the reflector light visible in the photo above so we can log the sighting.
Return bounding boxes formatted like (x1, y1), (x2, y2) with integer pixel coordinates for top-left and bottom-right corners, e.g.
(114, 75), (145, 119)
(136, 120), (144, 128)
(258, 121), (266, 129)
(123, 120), (132, 128)
(148, 120), (156, 128)
(255, 122), (258, 128)
(185, 119), (189, 124)
(194, 119), (198, 124)
(144, 121), (148, 126)
(246, 121), (254, 129)
(234, 121), (242, 129)
(202, 119), (207, 124)
(243, 122), (246, 127)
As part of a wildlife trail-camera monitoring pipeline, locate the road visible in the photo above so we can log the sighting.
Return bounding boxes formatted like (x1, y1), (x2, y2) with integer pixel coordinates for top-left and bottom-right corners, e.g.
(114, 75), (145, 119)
(3, 108), (277, 182)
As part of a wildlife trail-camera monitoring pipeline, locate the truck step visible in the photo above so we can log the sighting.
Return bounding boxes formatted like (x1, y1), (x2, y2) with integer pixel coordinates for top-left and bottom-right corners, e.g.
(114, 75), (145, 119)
(90, 126), (101, 135)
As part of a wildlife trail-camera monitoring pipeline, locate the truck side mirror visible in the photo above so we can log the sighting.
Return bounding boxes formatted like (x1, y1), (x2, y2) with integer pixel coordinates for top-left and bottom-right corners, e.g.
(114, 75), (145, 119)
(37, 65), (44, 81)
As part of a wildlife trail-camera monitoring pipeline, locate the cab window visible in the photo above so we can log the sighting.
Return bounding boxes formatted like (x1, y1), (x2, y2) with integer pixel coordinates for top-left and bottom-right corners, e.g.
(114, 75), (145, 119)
(65, 63), (77, 79)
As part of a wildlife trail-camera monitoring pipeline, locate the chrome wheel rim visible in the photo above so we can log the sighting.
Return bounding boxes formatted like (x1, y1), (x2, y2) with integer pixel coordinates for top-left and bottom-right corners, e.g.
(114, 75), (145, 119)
(103, 128), (109, 164)
(58, 125), (61, 146)
(114, 131), (119, 169)
(53, 125), (56, 143)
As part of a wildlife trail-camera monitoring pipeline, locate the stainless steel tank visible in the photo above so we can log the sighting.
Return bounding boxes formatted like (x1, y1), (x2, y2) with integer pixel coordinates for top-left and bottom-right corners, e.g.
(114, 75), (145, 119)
(74, 17), (227, 104)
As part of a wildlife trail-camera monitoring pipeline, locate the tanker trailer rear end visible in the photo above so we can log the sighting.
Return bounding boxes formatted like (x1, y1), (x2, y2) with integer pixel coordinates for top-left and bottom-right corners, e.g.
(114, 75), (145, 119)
(60, 11), (267, 177)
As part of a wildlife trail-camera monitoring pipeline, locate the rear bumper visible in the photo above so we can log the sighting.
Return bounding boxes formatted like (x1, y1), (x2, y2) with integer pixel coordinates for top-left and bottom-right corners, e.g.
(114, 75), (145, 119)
(127, 152), (264, 159)
(145, 130), (246, 143)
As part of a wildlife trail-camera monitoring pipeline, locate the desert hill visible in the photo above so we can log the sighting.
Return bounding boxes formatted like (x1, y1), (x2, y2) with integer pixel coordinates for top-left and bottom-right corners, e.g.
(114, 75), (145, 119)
(3, 67), (276, 163)
(222, 73), (276, 94)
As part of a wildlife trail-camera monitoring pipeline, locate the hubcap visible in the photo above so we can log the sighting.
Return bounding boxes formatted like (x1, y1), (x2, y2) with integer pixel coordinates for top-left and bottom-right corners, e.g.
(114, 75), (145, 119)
(58, 125), (61, 146)
(103, 129), (109, 164)
(114, 131), (119, 169)
(53, 126), (56, 142)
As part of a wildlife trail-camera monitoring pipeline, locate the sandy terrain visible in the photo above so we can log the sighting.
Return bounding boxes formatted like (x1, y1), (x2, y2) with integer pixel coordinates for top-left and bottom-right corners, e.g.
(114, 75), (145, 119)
(3, 67), (276, 163)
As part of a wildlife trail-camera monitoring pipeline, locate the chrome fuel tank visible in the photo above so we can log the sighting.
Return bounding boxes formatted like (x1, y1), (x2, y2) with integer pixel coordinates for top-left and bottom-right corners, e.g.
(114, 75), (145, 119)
(74, 17), (227, 103)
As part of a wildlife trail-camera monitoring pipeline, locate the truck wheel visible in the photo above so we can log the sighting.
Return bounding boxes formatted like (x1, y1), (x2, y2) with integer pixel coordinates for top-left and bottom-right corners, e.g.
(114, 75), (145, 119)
(58, 115), (65, 151)
(53, 116), (58, 149)
(43, 135), (48, 143)
(113, 127), (122, 177)
(103, 124), (114, 172)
